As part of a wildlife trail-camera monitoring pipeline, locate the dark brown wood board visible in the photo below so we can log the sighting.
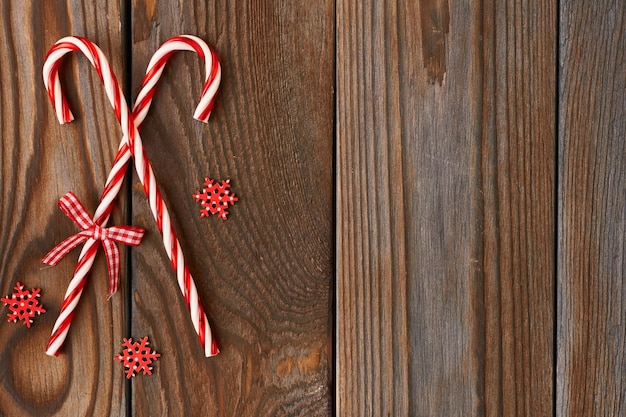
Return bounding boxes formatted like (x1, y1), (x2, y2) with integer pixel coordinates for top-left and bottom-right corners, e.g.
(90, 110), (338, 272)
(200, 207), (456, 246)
(129, 1), (334, 416)
(0, 2), (128, 417)
(557, 0), (626, 415)
(336, 0), (556, 415)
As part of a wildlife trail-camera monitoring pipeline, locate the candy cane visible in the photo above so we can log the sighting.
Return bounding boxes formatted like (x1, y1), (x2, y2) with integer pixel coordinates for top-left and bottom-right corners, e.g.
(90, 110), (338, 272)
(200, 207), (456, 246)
(43, 36), (221, 357)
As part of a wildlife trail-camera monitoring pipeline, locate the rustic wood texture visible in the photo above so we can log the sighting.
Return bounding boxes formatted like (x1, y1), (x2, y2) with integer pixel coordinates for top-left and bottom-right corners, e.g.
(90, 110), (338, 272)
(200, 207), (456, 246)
(336, 0), (556, 415)
(129, 1), (334, 416)
(557, 0), (626, 415)
(0, 2), (128, 417)
(4, 0), (626, 415)
(481, 1), (556, 415)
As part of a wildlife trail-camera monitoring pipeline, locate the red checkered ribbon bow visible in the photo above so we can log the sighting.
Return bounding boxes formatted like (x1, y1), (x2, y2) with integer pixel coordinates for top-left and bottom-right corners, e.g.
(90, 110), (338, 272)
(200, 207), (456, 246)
(42, 192), (145, 295)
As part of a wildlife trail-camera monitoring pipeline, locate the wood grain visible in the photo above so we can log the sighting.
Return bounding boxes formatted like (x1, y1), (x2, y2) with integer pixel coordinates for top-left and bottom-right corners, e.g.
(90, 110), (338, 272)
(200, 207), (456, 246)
(0, 2), (128, 416)
(557, 1), (626, 415)
(6, 0), (626, 414)
(336, 0), (556, 415)
(129, 1), (334, 415)
(481, 1), (556, 415)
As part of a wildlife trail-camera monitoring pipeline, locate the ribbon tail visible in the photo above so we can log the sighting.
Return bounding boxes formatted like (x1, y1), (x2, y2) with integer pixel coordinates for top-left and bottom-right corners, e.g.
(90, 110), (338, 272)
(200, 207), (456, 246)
(42, 234), (89, 266)
(101, 239), (120, 296)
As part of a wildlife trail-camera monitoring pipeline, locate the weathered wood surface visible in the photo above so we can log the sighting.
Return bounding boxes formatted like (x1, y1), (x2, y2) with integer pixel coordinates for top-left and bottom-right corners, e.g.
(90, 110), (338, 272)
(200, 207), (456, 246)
(129, 1), (334, 416)
(557, 0), (626, 415)
(0, 2), (127, 417)
(336, 0), (556, 415)
(482, 1), (557, 415)
(2, 0), (626, 415)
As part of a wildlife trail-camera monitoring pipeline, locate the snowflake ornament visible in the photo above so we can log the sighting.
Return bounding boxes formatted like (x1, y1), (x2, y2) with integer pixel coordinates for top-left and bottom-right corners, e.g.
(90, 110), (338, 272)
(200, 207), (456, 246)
(114, 336), (161, 379)
(193, 177), (238, 220)
(1, 282), (46, 328)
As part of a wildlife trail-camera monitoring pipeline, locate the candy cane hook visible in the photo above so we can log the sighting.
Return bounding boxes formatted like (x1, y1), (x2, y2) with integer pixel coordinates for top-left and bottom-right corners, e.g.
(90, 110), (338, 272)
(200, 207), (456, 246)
(43, 36), (221, 357)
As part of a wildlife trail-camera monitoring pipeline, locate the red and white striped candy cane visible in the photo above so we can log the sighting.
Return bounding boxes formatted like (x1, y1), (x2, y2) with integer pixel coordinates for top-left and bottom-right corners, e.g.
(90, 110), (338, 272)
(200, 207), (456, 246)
(43, 35), (221, 357)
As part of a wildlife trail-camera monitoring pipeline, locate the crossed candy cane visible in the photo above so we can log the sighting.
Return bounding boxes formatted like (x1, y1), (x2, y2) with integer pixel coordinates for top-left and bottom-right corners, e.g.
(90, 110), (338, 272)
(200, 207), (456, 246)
(42, 35), (221, 357)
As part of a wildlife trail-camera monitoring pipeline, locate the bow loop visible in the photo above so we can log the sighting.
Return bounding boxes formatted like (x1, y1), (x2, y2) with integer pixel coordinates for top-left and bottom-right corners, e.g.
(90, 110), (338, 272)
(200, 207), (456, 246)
(58, 191), (95, 230)
(42, 192), (145, 295)
(105, 225), (145, 246)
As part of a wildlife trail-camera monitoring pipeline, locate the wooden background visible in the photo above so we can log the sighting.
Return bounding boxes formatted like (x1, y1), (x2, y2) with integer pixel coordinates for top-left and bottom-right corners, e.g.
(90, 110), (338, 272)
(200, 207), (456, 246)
(0, 0), (623, 416)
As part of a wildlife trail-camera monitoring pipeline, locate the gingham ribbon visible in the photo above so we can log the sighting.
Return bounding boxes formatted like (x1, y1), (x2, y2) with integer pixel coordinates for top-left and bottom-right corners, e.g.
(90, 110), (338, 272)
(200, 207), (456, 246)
(42, 192), (145, 295)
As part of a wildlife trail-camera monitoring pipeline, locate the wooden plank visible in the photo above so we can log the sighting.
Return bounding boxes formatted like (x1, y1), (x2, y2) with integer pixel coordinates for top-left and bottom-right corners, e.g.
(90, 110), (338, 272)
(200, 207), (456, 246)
(336, 0), (556, 415)
(557, 1), (626, 415)
(482, 1), (556, 415)
(0, 2), (127, 416)
(129, 1), (334, 415)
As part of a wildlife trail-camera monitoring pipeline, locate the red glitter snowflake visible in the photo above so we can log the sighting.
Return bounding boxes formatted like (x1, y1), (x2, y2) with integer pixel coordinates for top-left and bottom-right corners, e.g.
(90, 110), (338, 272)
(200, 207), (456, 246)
(1, 282), (46, 328)
(114, 336), (161, 379)
(192, 177), (238, 220)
